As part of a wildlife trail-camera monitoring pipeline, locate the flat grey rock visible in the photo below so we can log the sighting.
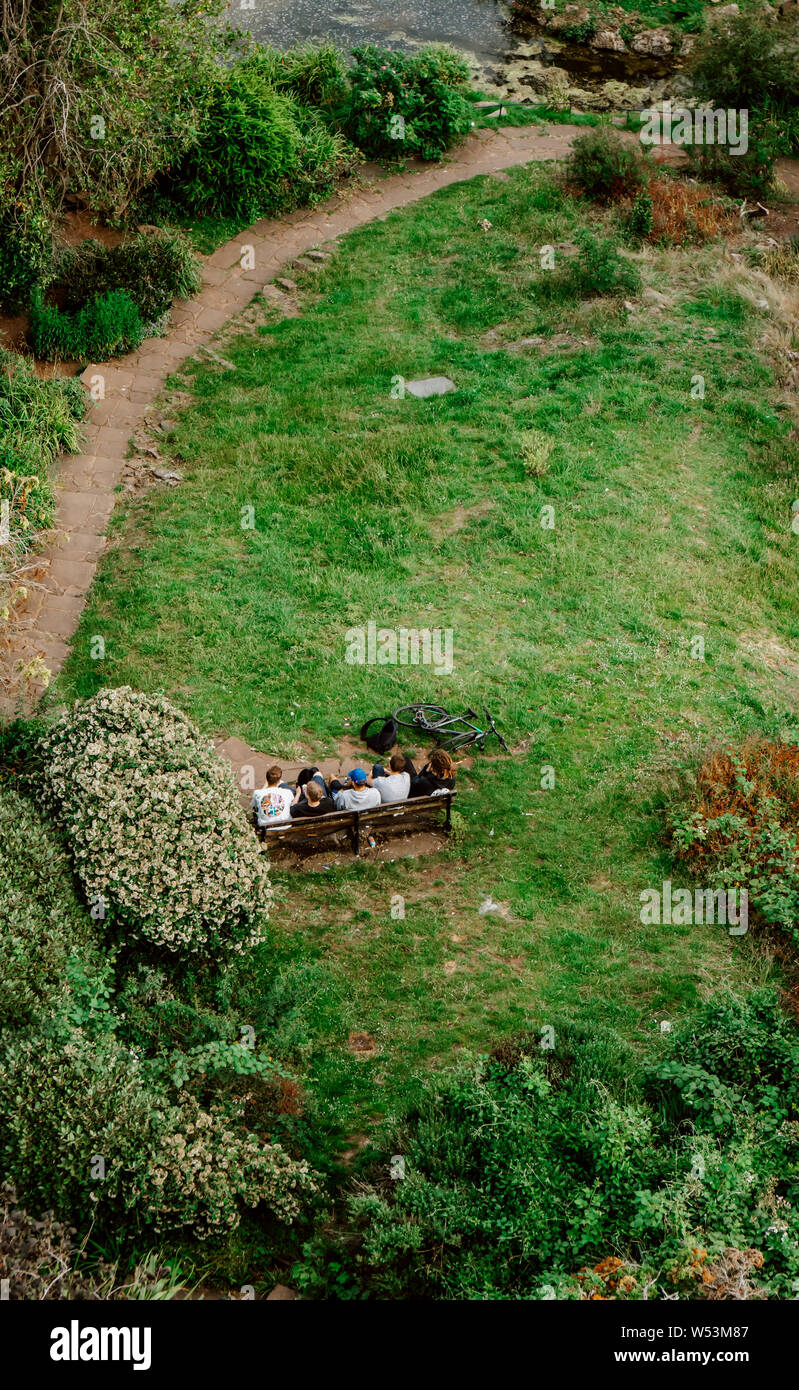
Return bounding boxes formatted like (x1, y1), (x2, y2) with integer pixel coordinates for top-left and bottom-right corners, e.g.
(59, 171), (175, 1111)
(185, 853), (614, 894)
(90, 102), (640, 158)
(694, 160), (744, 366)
(405, 376), (456, 398)
(508, 336), (546, 350)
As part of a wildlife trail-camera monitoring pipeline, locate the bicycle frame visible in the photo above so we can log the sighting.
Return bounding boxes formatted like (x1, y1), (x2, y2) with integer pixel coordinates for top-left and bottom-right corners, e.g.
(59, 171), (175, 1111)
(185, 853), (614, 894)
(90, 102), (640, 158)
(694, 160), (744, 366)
(392, 702), (508, 753)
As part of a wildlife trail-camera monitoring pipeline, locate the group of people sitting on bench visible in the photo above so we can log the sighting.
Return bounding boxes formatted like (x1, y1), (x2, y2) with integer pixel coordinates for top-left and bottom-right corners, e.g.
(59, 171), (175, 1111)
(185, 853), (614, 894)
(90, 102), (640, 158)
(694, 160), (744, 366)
(251, 748), (456, 831)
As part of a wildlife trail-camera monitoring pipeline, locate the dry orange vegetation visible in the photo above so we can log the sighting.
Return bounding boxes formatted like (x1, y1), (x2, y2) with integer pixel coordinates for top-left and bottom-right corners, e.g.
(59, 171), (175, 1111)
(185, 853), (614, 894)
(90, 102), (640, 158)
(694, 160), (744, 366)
(645, 176), (737, 246)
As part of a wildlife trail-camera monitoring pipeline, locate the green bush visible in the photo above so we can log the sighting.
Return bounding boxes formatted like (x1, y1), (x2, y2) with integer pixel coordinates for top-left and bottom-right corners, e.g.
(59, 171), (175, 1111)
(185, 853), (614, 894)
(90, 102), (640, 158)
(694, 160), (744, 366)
(688, 126), (781, 200)
(54, 230), (202, 327)
(343, 44), (473, 161)
(0, 775), (319, 1250)
(572, 230), (641, 298)
(540, 231), (640, 303)
(645, 989), (799, 1132)
(0, 1028), (318, 1238)
(0, 784), (104, 1032)
(0, 350), (87, 612)
(670, 739), (799, 939)
(295, 991), (799, 1300)
(687, 11), (799, 187)
(689, 12), (799, 127)
(168, 56), (355, 222)
(566, 125), (645, 203)
(29, 288), (145, 362)
(623, 187), (654, 244)
(40, 686), (272, 955)
(246, 41), (350, 109)
(0, 0), (227, 218)
(0, 171), (53, 311)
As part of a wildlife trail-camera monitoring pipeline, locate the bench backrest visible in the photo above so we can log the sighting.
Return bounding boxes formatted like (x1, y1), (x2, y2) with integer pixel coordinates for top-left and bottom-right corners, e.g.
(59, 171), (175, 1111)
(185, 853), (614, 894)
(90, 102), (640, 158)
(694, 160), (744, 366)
(259, 791), (455, 847)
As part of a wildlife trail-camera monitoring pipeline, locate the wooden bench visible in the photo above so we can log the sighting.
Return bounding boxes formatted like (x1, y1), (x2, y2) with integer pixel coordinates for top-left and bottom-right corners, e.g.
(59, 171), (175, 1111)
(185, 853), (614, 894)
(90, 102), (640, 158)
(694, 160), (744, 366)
(253, 791), (456, 856)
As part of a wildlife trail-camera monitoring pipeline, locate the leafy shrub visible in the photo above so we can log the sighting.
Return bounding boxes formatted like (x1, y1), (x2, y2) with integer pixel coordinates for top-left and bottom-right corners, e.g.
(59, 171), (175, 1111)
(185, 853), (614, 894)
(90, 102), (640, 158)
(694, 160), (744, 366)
(29, 288), (144, 363)
(623, 187), (653, 244)
(572, 230), (640, 298)
(343, 44), (473, 161)
(0, 774), (317, 1250)
(559, 19), (597, 43)
(0, 784), (104, 1033)
(689, 11), (799, 130)
(566, 126), (645, 204)
(0, 0), (227, 218)
(54, 230), (202, 327)
(0, 164), (53, 311)
(670, 738), (799, 937)
(295, 992), (798, 1300)
(0, 350), (87, 620)
(168, 56), (355, 222)
(245, 42), (350, 109)
(688, 125), (782, 200)
(0, 1029), (318, 1238)
(0, 1184), (93, 1299)
(645, 989), (799, 1132)
(40, 687), (272, 955)
(541, 231), (640, 302)
(687, 11), (799, 189)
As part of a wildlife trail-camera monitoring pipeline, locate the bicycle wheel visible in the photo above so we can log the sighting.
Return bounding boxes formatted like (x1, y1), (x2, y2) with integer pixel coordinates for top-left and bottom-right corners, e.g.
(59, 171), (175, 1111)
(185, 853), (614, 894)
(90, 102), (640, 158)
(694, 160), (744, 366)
(393, 703), (448, 730)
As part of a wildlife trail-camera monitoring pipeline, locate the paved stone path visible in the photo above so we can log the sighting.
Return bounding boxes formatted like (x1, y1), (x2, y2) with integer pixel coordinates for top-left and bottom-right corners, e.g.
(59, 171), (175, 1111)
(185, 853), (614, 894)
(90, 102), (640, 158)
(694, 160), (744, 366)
(2, 121), (677, 713)
(215, 735), (375, 805)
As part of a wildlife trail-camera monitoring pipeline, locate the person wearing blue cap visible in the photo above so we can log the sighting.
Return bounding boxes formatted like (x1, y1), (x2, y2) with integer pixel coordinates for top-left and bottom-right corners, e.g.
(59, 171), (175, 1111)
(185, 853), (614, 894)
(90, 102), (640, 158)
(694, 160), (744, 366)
(332, 767), (381, 812)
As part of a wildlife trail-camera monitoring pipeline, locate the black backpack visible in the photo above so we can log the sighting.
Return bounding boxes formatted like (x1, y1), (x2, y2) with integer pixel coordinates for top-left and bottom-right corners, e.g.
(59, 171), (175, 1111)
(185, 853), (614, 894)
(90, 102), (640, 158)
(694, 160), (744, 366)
(360, 715), (398, 755)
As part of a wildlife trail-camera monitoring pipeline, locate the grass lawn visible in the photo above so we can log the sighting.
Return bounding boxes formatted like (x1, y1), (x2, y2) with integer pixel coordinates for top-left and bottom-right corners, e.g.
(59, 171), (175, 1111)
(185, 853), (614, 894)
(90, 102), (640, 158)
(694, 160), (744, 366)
(52, 163), (799, 1144)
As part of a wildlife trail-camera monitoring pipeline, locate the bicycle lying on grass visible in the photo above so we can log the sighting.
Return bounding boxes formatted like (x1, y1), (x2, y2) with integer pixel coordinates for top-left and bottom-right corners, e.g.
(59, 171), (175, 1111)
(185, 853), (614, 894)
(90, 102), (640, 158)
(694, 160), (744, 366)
(393, 702), (510, 753)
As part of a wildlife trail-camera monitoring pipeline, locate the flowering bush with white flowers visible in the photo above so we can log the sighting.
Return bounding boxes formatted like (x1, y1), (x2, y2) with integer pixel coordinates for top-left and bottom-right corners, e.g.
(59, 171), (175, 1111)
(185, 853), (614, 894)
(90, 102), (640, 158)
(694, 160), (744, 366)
(0, 1030), (319, 1238)
(40, 687), (271, 954)
(147, 1091), (317, 1234)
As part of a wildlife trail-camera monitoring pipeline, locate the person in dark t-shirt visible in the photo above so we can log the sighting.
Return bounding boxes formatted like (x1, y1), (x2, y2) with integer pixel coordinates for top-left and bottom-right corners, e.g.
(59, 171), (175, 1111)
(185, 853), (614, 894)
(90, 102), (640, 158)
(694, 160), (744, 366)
(290, 778), (335, 818)
(407, 747), (456, 798)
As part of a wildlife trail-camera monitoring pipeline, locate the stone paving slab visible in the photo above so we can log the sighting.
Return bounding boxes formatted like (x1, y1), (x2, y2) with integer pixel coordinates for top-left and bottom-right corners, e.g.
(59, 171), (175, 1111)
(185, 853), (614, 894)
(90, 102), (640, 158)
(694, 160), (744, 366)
(0, 124), (594, 712)
(215, 736), (374, 811)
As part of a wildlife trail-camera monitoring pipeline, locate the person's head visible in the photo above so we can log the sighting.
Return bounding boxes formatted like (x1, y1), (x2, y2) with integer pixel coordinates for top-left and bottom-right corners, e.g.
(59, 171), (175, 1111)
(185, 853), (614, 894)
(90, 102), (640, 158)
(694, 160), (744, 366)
(429, 748), (454, 780)
(347, 768), (368, 787)
(389, 751), (407, 773)
(266, 764), (282, 787)
(297, 766), (319, 788)
(305, 780), (323, 805)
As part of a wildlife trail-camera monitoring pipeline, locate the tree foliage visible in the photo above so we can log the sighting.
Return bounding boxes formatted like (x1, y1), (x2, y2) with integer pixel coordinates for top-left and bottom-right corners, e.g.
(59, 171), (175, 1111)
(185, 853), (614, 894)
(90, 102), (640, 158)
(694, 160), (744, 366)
(0, 0), (230, 214)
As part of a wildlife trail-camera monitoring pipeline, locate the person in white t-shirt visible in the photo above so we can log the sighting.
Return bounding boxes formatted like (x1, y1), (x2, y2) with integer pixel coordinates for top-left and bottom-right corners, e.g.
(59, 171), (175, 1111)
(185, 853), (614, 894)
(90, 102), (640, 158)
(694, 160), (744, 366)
(252, 764), (293, 829)
(368, 752), (411, 804)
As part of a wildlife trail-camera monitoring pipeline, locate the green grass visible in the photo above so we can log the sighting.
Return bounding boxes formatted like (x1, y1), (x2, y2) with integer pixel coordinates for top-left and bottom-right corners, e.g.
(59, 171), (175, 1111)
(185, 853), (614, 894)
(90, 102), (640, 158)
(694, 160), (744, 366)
(467, 92), (600, 132)
(52, 163), (798, 1137)
(514, 0), (723, 35)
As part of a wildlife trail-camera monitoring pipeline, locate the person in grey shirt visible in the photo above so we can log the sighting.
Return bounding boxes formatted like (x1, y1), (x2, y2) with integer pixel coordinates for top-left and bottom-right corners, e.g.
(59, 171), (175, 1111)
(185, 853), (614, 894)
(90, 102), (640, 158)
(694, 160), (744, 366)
(332, 767), (381, 811)
(368, 752), (411, 804)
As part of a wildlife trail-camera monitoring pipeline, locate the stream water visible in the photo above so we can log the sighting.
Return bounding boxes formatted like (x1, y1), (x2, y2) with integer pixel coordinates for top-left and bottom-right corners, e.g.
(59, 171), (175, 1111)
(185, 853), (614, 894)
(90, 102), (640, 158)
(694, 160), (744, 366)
(230, 0), (513, 64)
(228, 0), (677, 98)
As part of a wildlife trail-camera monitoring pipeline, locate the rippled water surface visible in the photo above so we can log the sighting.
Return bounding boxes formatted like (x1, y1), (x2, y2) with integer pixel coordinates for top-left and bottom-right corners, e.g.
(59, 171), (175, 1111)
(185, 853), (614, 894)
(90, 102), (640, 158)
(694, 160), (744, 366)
(229, 0), (512, 64)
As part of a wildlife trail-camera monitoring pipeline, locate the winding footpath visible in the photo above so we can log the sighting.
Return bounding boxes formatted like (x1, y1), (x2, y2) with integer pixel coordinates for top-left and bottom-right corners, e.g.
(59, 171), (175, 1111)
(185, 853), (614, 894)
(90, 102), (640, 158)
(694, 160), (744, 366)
(2, 122), (669, 714)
